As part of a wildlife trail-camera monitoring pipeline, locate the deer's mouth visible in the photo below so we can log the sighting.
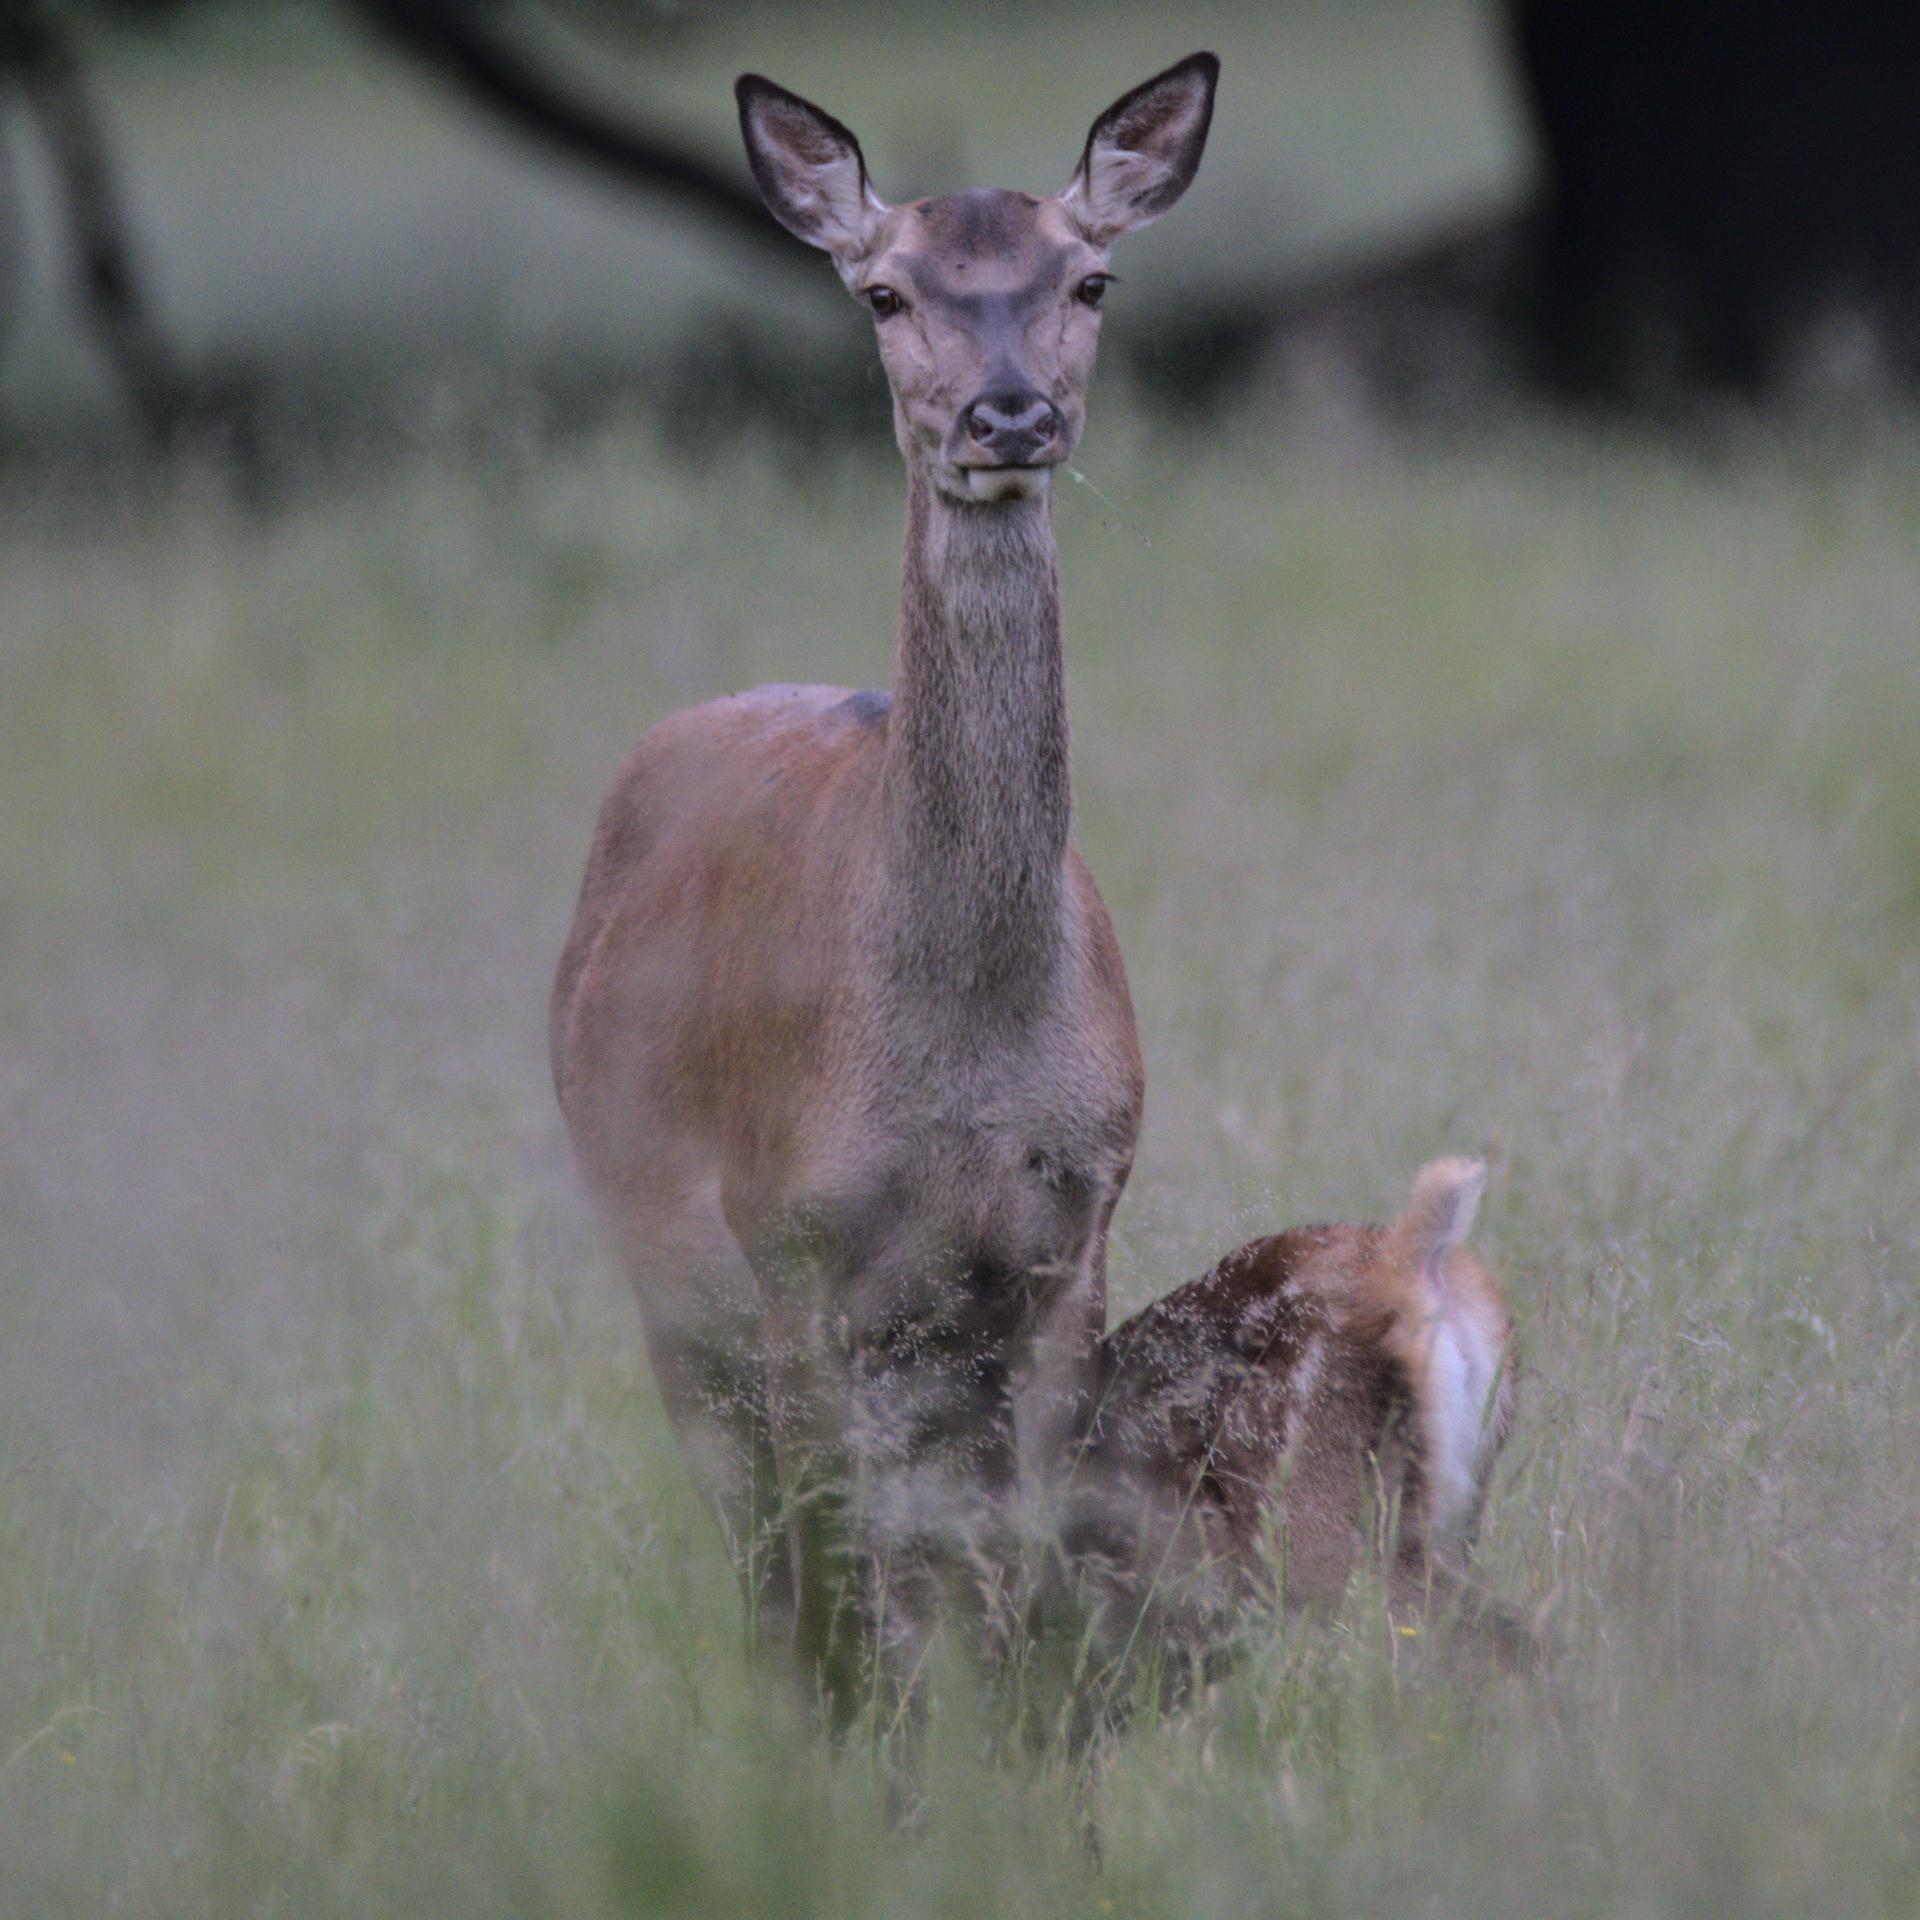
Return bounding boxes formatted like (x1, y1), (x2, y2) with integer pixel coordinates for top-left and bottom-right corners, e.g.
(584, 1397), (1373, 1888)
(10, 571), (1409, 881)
(949, 460), (1057, 504)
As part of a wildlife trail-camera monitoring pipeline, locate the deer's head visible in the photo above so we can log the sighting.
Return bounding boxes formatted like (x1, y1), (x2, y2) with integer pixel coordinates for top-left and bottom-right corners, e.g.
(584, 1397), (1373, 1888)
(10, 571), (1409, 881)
(738, 56), (1217, 504)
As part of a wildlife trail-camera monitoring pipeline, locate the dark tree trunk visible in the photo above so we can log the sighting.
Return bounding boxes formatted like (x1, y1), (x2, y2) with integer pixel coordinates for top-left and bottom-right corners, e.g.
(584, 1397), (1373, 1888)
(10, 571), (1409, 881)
(1, 0), (187, 439)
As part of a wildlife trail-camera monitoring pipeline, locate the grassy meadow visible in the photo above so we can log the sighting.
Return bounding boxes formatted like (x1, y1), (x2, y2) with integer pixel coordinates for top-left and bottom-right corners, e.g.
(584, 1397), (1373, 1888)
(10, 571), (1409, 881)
(5, 6), (1920, 1916)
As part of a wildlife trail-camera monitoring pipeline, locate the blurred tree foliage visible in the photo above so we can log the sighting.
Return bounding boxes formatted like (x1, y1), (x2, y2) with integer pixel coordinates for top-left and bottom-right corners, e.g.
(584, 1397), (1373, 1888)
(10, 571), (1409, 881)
(0, 0), (797, 450)
(342, 0), (796, 257)
(5, 0), (1918, 450)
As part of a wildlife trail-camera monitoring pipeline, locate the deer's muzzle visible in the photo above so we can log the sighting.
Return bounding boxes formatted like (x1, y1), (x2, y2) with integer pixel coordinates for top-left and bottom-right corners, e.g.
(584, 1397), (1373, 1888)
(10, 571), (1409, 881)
(958, 389), (1064, 470)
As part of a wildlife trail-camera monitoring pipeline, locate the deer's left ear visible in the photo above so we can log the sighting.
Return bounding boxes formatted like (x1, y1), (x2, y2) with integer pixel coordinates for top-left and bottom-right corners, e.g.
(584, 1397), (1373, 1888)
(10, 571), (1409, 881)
(1061, 52), (1218, 248)
(737, 74), (891, 265)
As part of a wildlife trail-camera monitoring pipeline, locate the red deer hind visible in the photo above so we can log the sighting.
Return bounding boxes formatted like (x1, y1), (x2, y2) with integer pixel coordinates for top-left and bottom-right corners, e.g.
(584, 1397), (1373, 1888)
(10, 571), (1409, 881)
(551, 55), (1218, 1722)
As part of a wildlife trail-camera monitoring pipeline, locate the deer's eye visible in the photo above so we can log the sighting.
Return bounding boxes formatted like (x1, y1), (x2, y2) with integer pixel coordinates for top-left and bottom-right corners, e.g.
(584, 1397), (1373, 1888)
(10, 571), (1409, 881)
(1075, 275), (1112, 309)
(865, 286), (904, 317)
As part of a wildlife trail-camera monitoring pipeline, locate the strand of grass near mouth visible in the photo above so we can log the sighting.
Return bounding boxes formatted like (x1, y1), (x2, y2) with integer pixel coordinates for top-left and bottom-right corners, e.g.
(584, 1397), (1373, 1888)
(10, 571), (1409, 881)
(1065, 462), (1151, 545)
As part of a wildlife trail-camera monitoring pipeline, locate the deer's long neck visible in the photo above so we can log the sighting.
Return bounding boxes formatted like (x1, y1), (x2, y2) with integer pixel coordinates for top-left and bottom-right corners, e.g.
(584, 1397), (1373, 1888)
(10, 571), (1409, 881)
(877, 472), (1071, 1000)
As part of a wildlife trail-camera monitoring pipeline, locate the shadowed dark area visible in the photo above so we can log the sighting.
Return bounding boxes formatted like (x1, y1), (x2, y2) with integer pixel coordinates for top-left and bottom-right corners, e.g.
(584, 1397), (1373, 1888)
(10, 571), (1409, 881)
(1512, 0), (1920, 395)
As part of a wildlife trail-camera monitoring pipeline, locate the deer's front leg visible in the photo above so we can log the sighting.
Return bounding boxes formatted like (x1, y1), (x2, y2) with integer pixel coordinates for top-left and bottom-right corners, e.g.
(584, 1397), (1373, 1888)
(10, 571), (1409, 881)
(751, 1255), (880, 1731)
(606, 1197), (797, 1661)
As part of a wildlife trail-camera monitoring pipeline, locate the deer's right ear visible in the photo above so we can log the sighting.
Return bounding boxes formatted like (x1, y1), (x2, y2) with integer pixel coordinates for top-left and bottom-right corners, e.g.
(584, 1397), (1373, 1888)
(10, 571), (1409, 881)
(737, 75), (890, 265)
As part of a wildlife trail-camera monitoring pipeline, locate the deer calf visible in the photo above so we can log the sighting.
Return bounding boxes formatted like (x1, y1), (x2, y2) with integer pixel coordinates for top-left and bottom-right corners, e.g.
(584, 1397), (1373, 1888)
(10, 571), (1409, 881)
(1055, 1157), (1533, 1695)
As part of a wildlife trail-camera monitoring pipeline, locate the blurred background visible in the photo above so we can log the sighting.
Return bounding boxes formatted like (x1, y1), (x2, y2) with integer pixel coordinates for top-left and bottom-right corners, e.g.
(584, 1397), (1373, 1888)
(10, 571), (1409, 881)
(6, 0), (1915, 460)
(4, 4), (1920, 1915)
(1, 0), (1526, 458)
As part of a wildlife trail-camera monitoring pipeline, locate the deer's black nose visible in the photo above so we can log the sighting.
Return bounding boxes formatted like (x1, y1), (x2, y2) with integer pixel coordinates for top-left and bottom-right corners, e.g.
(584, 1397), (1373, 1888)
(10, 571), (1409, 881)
(961, 390), (1061, 465)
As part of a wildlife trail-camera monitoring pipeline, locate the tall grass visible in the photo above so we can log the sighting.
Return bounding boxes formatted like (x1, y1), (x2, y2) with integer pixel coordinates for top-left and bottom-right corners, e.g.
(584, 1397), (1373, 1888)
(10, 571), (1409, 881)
(3, 402), (1918, 1912)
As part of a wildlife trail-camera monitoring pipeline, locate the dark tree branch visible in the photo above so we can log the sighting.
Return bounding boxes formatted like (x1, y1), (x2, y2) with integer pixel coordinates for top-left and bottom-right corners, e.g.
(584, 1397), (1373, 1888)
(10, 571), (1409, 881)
(0, 86), (21, 361)
(1, 0), (187, 439)
(341, 0), (811, 266)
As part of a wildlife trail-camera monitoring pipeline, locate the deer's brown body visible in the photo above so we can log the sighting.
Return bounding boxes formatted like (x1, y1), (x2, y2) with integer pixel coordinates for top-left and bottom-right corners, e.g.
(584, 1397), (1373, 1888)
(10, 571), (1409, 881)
(1061, 1158), (1532, 1684)
(551, 58), (1217, 1716)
